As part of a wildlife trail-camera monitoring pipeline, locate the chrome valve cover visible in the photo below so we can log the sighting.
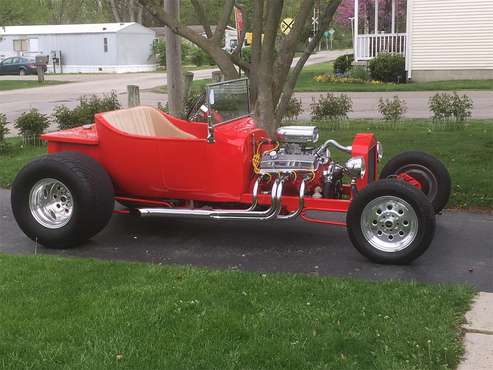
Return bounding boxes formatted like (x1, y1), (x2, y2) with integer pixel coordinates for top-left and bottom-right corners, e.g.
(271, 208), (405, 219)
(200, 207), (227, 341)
(259, 149), (319, 174)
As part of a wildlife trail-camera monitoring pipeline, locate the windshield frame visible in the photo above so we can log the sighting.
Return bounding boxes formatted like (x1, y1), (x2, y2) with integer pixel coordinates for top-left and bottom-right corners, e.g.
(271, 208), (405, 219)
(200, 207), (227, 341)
(206, 77), (251, 126)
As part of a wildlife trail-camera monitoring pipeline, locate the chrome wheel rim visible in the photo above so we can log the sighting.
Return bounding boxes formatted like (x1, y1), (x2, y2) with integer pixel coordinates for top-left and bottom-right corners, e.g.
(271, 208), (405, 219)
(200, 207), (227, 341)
(360, 196), (418, 253)
(29, 178), (74, 229)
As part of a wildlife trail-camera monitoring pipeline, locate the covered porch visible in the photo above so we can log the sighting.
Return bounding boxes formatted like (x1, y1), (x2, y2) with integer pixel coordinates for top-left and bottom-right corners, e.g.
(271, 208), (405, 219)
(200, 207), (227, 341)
(353, 0), (408, 62)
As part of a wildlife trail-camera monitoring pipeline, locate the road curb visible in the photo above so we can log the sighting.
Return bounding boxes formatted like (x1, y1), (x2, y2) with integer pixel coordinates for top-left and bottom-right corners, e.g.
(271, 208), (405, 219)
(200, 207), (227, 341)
(458, 292), (493, 370)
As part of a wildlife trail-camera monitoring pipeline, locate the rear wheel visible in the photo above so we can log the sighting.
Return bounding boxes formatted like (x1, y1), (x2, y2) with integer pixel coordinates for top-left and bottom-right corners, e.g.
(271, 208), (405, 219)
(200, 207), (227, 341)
(347, 179), (435, 264)
(11, 152), (114, 248)
(380, 151), (451, 213)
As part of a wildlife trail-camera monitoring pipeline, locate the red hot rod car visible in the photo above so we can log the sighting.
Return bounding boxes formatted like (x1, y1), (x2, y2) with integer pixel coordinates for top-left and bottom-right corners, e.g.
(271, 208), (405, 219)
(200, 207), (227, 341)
(11, 79), (451, 264)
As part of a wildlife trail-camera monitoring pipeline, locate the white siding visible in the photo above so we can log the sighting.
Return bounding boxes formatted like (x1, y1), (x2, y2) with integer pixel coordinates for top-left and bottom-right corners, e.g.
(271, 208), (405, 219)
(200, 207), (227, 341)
(409, 0), (493, 71)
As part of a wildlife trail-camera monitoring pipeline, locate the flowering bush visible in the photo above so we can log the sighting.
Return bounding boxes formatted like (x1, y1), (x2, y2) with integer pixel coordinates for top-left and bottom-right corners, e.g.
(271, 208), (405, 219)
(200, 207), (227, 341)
(313, 74), (387, 85)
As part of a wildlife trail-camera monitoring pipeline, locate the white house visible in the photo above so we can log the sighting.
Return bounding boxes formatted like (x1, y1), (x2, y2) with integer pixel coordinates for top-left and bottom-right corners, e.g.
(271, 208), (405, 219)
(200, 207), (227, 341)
(0, 23), (156, 73)
(353, 0), (493, 81)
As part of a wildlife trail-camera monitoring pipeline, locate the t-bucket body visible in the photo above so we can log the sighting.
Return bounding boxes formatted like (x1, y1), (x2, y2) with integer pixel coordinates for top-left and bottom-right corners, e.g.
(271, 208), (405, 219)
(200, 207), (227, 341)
(12, 78), (448, 264)
(42, 108), (377, 215)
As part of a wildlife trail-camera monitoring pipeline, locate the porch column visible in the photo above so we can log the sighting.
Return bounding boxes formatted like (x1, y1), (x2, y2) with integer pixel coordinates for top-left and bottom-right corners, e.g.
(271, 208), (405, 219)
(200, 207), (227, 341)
(354, 0), (359, 61)
(374, 0), (379, 34)
(391, 0), (396, 33)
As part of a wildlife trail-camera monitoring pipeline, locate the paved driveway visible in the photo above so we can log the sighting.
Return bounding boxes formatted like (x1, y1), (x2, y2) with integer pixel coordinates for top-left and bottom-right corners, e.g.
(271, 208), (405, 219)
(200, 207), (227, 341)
(1, 188), (492, 291)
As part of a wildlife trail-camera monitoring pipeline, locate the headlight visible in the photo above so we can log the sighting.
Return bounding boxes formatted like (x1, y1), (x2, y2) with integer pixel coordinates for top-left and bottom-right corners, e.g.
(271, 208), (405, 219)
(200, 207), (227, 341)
(345, 156), (366, 179)
(377, 141), (384, 162)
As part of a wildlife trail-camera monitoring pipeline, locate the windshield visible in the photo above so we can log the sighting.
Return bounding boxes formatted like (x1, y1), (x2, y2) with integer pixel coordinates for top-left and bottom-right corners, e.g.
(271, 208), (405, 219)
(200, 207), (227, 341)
(207, 78), (250, 125)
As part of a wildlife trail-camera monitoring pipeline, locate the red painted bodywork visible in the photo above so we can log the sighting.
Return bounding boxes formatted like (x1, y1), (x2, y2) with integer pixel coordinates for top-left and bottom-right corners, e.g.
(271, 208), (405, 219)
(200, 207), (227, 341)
(42, 110), (378, 223)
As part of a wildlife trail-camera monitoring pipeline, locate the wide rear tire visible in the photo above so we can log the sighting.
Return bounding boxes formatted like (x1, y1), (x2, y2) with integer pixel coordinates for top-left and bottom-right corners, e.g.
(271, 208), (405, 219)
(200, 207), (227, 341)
(11, 152), (114, 248)
(347, 179), (435, 265)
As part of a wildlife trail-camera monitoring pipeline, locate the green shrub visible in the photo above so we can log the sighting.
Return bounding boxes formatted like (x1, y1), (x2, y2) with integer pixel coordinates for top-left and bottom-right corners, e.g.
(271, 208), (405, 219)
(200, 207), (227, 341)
(152, 39), (166, 67)
(283, 97), (303, 121)
(310, 93), (352, 129)
(14, 109), (50, 139)
(377, 96), (408, 127)
(153, 39), (191, 67)
(369, 53), (406, 83)
(189, 47), (215, 67)
(333, 54), (354, 75)
(429, 92), (473, 129)
(348, 65), (369, 81)
(241, 46), (252, 64)
(0, 113), (10, 153)
(53, 91), (121, 130)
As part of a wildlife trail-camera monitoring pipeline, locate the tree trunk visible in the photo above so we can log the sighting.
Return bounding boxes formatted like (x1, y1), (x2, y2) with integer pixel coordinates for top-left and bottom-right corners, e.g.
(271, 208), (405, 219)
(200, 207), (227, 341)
(164, 0), (184, 117)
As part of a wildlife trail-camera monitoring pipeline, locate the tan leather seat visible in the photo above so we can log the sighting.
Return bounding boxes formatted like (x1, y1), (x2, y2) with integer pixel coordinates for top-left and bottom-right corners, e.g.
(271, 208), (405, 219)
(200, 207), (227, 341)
(102, 106), (196, 139)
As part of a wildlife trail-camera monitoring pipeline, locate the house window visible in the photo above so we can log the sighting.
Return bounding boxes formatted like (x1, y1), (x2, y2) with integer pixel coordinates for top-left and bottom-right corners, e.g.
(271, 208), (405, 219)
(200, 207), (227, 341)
(13, 39), (29, 52)
(104, 38), (108, 53)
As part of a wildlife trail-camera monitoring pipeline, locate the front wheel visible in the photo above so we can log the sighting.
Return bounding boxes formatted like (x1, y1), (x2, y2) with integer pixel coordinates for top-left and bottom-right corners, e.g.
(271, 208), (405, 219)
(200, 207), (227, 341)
(347, 179), (435, 264)
(11, 152), (114, 248)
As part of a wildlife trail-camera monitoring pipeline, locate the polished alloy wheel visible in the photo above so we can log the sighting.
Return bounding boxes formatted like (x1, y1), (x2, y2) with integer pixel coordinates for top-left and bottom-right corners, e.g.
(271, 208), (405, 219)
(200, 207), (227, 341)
(29, 178), (74, 229)
(360, 195), (418, 253)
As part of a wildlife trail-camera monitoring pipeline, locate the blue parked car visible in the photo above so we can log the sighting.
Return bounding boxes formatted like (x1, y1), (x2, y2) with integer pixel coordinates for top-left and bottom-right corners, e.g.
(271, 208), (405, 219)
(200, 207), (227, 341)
(0, 57), (47, 76)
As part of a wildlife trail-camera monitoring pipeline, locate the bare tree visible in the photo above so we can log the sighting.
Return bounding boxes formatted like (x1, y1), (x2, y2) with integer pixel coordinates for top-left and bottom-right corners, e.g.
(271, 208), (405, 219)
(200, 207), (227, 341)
(107, 0), (144, 23)
(138, 0), (342, 135)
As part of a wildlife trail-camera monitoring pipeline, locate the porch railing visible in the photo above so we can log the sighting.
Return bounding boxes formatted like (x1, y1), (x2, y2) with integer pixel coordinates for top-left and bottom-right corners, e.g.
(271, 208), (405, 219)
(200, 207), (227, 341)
(355, 33), (407, 61)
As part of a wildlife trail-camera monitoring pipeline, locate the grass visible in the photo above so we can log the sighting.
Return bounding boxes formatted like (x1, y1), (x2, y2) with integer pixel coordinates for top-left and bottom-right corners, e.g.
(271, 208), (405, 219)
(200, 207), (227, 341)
(312, 120), (493, 210)
(0, 138), (46, 188)
(295, 62), (493, 92)
(1, 120), (492, 209)
(150, 62), (493, 93)
(0, 253), (474, 369)
(0, 80), (67, 91)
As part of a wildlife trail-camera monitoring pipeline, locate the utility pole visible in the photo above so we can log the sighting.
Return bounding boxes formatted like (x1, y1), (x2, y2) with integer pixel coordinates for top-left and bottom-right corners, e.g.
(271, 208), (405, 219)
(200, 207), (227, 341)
(164, 0), (184, 116)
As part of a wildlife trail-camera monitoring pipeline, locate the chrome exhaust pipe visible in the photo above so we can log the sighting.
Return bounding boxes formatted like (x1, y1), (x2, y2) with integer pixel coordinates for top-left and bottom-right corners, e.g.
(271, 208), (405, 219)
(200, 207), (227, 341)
(277, 176), (307, 220)
(137, 174), (289, 221)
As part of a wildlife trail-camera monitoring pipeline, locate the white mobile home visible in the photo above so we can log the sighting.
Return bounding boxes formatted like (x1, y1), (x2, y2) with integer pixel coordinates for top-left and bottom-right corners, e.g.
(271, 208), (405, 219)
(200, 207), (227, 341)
(0, 23), (156, 73)
(353, 0), (493, 81)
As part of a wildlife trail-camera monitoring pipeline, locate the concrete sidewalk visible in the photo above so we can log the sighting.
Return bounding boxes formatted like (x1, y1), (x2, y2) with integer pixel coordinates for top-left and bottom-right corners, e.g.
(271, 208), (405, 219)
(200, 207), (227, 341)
(458, 292), (493, 369)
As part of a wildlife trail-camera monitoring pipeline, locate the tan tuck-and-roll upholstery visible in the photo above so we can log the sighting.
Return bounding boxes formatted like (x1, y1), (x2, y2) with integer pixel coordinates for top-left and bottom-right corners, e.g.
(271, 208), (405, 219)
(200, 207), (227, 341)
(102, 106), (197, 139)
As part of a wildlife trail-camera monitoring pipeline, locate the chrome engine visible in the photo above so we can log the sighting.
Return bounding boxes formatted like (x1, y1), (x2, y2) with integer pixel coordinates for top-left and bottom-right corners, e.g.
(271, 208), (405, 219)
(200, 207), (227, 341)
(259, 126), (321, 175)
(259, 125), (372, 199)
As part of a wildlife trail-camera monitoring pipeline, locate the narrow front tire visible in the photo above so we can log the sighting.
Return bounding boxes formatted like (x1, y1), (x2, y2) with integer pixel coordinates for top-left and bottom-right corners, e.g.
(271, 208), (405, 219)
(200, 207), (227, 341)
(347, 179), (435, 264)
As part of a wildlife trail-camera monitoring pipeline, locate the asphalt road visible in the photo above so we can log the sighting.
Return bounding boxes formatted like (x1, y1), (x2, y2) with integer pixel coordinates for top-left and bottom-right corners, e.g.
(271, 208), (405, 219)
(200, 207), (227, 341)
(0, 50), (350, 136)
(1, 188), (492, 291)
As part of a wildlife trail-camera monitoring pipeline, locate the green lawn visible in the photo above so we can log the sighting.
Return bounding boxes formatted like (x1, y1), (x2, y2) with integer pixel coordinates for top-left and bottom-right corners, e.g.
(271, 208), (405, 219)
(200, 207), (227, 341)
(0, 80), (67, 91)
(1, 120), (491, 209)
(295, 62), (493, 92)
(0, 138), (46, 188)
(151, 62), (493, 93)
(0, 253), (474, 369)
(313, 120), (493, 210)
